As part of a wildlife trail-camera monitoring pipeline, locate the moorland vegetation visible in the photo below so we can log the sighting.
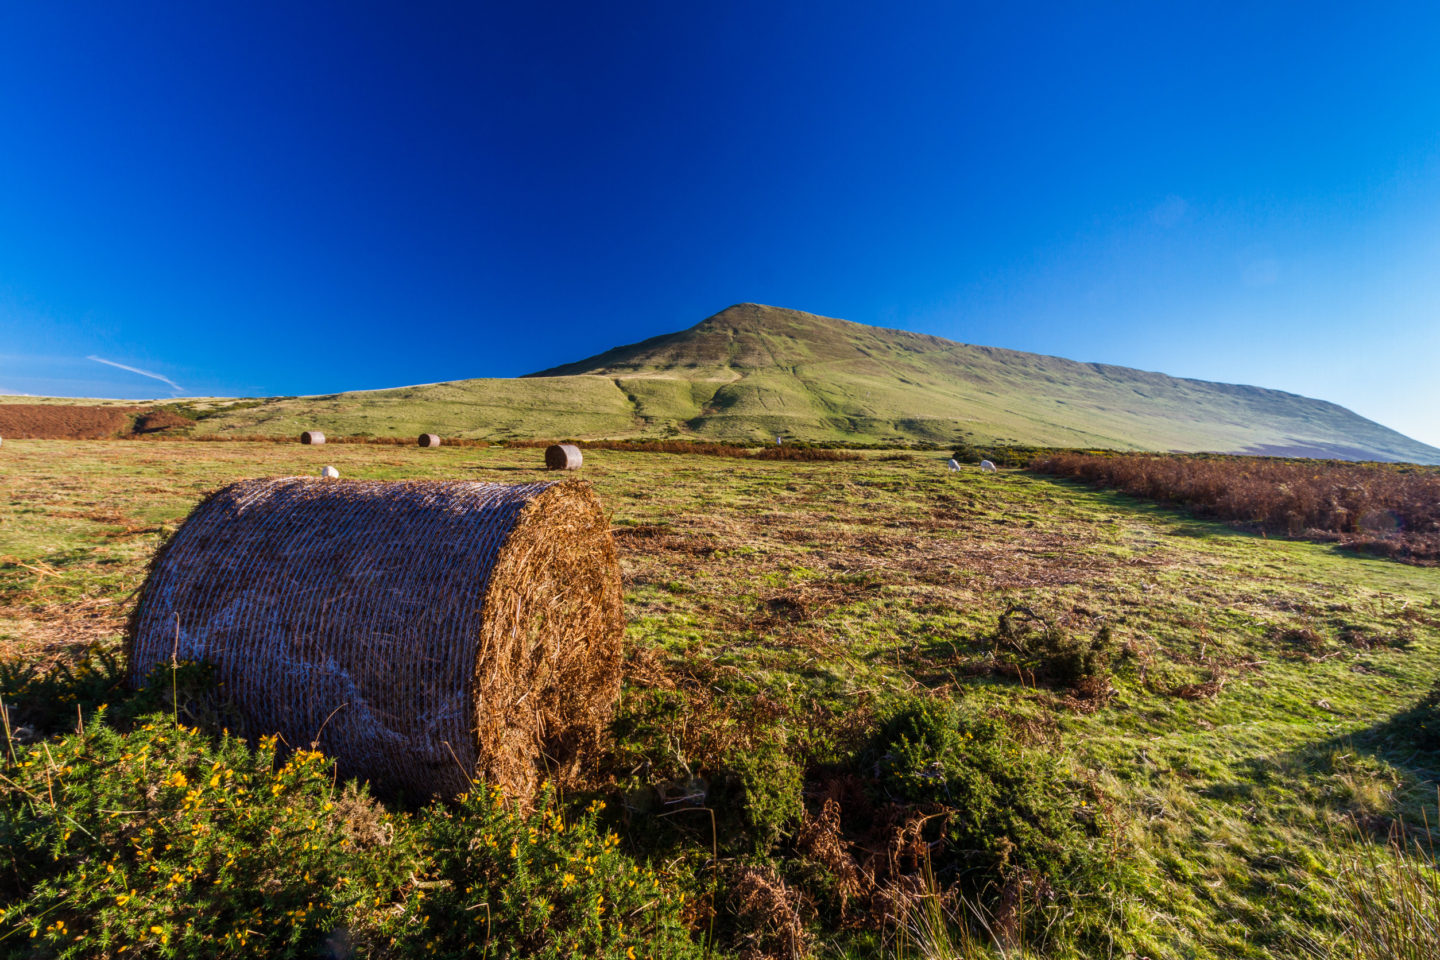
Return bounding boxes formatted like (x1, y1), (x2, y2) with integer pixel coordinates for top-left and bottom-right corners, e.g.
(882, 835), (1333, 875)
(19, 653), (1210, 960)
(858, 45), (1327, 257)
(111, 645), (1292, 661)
(0, 439), (1438, 958)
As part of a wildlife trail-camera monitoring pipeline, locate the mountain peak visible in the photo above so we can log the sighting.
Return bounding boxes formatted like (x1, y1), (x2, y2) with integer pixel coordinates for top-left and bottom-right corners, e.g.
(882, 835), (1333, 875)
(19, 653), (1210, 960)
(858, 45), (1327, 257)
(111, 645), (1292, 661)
(519, 303), (1439, 462)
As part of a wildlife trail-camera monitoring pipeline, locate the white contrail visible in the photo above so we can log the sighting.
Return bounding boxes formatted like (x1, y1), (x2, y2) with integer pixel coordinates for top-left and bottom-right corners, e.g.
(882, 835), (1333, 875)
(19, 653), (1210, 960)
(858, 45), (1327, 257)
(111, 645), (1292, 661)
(87, 356), (185, 394)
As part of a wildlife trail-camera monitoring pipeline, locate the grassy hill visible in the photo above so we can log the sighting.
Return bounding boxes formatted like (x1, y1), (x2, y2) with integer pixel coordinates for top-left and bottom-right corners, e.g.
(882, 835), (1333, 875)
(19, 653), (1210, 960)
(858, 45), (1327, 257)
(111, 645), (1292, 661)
(114, 303), (1440, 461)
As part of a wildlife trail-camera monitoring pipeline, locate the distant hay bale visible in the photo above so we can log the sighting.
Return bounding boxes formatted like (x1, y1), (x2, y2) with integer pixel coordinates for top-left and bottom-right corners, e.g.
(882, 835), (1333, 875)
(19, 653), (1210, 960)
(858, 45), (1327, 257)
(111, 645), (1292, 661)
(980, 460), (997, 473)
(320, 465), (340, 478)
(301, 430), (326, 445)
(127, 478), (623, 800)
(418, 433), (442, 448)
(545, 443), (583, 470)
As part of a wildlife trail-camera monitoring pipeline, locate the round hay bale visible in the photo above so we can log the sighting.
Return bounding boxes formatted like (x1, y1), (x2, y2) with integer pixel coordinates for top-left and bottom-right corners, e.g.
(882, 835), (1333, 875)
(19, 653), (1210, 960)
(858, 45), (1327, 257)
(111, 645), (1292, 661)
(301, 430), (326, 445)
(127, 478), (622, 800)
(418, 433), (442, 448)
(320, 465), (340, 478)
(545, 443), (583, 470)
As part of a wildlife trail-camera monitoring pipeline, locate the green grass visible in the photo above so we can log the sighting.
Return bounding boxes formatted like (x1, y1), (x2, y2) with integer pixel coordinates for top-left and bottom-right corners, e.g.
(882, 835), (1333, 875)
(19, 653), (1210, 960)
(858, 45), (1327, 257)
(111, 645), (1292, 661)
(1, 438), (1438, 957)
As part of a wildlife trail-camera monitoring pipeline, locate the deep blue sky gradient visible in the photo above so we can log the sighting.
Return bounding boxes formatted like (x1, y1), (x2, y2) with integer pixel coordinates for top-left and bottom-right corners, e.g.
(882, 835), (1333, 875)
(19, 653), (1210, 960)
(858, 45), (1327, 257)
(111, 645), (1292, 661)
(2, 2), (1438, 445)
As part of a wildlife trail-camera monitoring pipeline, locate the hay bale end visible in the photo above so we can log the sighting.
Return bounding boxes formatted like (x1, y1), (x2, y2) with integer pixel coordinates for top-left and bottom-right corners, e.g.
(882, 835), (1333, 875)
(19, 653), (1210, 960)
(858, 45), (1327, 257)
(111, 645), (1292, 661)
(418, 433), (442, 448)
(127, 478), (622, 800)
(545, 443), (583, 470)
(301, 430), (326, 445)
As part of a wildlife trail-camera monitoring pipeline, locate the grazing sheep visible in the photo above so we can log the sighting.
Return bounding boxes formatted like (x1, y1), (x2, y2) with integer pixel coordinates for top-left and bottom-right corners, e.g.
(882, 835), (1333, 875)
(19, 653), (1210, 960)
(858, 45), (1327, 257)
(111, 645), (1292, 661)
(947, 458), (960, 471)
(321, 465), (340, 479)
(980, 460), (997, 473)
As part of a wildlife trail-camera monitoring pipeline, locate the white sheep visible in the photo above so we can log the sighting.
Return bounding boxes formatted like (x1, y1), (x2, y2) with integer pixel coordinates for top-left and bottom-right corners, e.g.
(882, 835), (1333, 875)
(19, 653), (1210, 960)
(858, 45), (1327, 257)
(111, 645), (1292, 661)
(947, 458), (960, 471)
(980, 460), (997, 473)
(320, 465), (340, 479)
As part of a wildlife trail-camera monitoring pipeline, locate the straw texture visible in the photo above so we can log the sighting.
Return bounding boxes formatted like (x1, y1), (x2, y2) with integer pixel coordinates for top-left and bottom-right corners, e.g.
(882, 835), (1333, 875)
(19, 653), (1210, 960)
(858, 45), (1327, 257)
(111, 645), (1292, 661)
(545, 443), (583, 470)
(418, 433), (442, 448)
(127, 477), (622, 800)
(301, 430), (326, 445)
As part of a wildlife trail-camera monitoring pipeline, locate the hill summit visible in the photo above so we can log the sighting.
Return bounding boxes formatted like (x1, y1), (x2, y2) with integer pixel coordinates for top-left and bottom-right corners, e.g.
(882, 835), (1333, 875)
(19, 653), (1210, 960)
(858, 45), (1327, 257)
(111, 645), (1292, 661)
(166, 302), (1438, 462)
(526, 303), (1439, 462)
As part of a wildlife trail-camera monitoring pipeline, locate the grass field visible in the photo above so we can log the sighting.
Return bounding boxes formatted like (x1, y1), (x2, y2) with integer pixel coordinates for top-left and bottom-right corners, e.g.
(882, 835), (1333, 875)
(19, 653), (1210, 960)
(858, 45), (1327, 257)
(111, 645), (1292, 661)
(2, 439), (1438, 957)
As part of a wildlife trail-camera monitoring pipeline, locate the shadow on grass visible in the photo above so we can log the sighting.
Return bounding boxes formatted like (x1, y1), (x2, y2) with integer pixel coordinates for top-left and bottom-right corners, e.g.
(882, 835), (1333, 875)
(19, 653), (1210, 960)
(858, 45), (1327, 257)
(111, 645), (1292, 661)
(1203, 679), (1440, 837)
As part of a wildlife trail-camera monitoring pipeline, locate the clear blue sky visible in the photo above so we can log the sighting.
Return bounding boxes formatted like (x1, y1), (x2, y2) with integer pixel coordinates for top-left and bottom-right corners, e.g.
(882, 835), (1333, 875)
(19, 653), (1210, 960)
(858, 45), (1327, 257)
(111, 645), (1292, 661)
(2, 2), (1438, 446)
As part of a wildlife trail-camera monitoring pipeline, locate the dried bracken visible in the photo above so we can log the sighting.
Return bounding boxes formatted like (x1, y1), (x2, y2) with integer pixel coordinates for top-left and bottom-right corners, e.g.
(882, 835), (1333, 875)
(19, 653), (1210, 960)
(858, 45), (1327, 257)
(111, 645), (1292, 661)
(1032, 452), (1440, 564)
(727, 864), (813, 960)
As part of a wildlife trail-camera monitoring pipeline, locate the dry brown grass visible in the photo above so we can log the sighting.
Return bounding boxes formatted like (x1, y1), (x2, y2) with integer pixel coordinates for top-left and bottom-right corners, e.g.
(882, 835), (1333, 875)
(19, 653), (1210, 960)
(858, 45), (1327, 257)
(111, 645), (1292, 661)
(0, 404), (142, 439)
(510, 438), (859, 461)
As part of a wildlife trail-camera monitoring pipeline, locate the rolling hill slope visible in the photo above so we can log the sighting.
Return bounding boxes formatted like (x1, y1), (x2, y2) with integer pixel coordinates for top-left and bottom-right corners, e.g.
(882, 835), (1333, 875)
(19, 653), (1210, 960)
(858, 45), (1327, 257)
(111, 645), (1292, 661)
(183, 303), (1438, 461)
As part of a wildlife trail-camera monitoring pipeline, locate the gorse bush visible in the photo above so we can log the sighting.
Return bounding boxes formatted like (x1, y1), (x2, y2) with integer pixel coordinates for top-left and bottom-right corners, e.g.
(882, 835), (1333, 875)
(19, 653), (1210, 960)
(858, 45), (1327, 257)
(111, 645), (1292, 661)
(726, 745), (804, 854)
(0, 714), (405, 957)
(0, 701), (701, 958)
(868, 698), (1114, 935)
(992, 606), (1117, 696)
(396, 789), (703, 960)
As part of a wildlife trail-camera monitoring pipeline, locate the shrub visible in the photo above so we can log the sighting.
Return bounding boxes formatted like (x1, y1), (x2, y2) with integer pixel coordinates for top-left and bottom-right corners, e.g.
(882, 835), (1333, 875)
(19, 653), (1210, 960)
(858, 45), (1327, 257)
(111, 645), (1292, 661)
(867, 699), (1111, 921)
(0, 712), (410, 956)
(0, 653), (706, 959)
(991, 607), (1117, 696)
(395, 788), (703, 959)
(727, 746), (804, 854)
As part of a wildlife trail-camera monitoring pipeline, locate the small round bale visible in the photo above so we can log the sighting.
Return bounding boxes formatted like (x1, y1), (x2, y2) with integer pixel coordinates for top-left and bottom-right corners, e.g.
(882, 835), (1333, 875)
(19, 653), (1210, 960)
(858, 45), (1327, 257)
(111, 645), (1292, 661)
(300, 430), (326, 445)
(545, 443), (583, 470)
(418, 433), (442, 448)
(320, 465), (340, 478)
(127, 478), (622, 800)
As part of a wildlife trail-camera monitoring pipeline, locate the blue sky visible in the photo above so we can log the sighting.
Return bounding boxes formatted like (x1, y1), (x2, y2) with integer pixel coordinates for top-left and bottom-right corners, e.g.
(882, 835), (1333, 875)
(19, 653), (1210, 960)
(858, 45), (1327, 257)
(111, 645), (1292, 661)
(2, 2), (1437, 446)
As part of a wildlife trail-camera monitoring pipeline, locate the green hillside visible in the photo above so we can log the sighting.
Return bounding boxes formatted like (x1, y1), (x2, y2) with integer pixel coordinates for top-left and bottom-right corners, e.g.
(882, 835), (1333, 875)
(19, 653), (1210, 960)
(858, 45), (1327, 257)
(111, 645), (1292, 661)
(185, 303), (1439, 461)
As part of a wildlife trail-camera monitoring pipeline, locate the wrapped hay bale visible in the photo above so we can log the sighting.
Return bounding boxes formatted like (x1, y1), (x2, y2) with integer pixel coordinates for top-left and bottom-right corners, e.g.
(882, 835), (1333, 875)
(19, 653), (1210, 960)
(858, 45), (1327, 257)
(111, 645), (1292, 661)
(127, 478), (622, 800)
(545, 443), (583, 470)
(300, 430), (326, 445)
(418, 433), (442, 448)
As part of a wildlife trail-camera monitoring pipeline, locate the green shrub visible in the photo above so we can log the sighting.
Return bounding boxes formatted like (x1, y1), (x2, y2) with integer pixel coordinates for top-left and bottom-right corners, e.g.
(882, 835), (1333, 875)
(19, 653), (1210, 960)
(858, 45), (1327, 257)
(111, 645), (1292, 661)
(0, 703), (703, 958)
(0, 712), (410, 956)
(993, 607), (1117, 694)
(868, 699), (1110, 913)
(397, 788), (703, 959)
(727, 746), (803, 854)
(0, 644), (127, 735)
